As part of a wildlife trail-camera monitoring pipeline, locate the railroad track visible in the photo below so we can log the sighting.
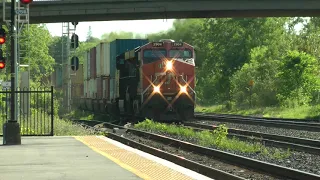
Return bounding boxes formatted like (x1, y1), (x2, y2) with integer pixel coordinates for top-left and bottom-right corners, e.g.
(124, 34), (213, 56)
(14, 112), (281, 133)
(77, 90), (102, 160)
(196, 112), (320, 122)
(184, 122), (320, 155)
(72, 119), (320, 180)
(194, 113), (320, 132)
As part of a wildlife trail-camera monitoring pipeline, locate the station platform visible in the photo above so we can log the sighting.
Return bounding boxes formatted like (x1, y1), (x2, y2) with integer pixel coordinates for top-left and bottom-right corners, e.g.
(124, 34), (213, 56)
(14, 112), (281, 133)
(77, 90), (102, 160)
(0, 136), (214, 180)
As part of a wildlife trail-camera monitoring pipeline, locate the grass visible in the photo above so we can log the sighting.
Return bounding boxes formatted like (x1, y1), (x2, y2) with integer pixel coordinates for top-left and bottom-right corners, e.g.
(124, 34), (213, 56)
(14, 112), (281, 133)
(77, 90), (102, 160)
(134, 119), (291, 160)
(0, 110), (99, 136)
(195, 104), (320, 119)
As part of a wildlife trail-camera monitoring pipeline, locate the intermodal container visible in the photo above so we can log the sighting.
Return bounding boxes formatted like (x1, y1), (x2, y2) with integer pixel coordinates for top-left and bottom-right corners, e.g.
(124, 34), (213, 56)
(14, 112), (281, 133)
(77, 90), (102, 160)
(55, 66), (63, 87)
(71, 64), (83, 84)
(84, 80), (88, 97)
(83, 52), (88, 80)
(102, 78), (109, 100)
(109, 78), (115, 100)
(101, 42), (110, 77)
(71, 84), (83, 98)
(90, 48), (97, 79)
(87, 51), (91, 79)
(96, 77), (103, 99)
(96, 44), (101, 77)
(88, 79), (92, 98)
(92, 78), (97, 99)
(109, 39), (149, 77)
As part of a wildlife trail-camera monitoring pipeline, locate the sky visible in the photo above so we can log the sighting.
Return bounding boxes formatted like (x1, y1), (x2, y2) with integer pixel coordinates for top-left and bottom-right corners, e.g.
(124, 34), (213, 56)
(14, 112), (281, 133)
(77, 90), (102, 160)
(45, 19), (176, 41)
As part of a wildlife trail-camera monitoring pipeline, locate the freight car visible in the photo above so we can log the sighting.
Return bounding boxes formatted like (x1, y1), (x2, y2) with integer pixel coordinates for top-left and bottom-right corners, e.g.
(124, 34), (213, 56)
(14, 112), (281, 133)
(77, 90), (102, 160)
(79, 39), (196, 122)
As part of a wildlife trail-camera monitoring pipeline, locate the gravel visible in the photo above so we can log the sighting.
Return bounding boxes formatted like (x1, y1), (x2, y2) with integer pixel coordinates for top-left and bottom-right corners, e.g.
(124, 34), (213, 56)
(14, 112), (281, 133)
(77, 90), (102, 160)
(121, 131), (281, 180)
(197, 120), (320, 140)
(134, 128), (320, 176)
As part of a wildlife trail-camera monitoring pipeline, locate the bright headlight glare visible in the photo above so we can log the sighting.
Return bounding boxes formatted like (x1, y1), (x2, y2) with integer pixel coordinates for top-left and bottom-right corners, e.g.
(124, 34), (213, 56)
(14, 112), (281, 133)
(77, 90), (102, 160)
(180, 86), (187, 93)
(153, 86), (160, 93)
(166, 61), (173, 70)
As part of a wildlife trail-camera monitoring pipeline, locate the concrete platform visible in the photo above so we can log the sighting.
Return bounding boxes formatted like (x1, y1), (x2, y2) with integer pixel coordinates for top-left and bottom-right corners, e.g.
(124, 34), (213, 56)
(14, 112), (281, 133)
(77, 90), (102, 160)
(0, 136), (141, 180)
(0, 136), (214, 180)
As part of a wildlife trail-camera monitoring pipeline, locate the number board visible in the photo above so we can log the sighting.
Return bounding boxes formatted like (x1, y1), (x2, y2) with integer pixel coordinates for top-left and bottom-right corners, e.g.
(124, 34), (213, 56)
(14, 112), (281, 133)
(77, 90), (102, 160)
(172, 42), (183, 47)
(152, 42), (164, 47)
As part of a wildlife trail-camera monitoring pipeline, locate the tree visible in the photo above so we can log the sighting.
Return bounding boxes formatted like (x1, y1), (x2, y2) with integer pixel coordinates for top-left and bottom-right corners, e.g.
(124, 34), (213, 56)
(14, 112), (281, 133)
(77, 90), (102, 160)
(276, 51), (320, 107)
(19, 24), (55, 83)
(86, 26), (99, 43)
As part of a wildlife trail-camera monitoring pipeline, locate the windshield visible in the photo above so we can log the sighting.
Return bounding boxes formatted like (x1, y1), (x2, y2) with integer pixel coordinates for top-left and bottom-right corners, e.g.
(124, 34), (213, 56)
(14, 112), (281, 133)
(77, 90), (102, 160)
(169, 49), (192, 58)
(143, 49), (167, 64)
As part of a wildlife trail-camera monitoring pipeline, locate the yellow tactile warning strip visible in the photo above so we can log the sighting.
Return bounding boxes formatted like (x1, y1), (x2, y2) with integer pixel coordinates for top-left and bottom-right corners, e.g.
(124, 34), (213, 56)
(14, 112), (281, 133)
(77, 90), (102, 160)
(74, 136), (193, 180)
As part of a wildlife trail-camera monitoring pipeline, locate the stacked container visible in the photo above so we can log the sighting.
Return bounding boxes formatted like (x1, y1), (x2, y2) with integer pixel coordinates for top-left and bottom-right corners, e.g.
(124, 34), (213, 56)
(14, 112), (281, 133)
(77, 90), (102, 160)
(87, 51), (91, 80)
(90, 47), (97, 79)
(82, 39), (149, 102)
(101, 42), (111, 77)
(71, 64), (84, 84)
(109, 39), (148, 100)
(96, 44), (101, 77)
(84, 80), (88, 97)
(102, 78), (109, 100)
(83, 52), (88, 80)
(96, 77), (103, 99)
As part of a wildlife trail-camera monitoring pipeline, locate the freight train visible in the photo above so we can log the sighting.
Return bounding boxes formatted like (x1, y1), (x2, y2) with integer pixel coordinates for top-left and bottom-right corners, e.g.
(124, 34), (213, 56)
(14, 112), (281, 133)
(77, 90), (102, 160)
(77, 39), (196, 122)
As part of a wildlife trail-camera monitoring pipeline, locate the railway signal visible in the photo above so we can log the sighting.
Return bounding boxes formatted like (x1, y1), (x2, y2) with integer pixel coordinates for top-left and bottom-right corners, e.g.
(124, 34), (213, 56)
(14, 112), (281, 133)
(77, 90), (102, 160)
(0, 27), (6, 45)
(71, 56), (79, 71)
(71, 33), (79, 49)
(20, 0), (33, 5)
(0, 49), (5, 69)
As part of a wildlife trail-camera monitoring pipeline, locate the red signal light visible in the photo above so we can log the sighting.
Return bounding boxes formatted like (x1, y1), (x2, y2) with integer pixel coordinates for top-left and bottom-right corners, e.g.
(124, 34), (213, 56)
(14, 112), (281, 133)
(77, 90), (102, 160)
(20, 0), (33, 4)
(0, 62), (5, 69)
(0, 37), (5, 44)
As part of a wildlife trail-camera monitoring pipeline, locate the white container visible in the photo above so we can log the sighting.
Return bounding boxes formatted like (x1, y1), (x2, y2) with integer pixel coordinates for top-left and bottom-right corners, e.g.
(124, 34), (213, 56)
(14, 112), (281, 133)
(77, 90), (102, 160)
(87, 51), (91, 79)
(101, 43), (111, 76)
(83, 52), (88, 80)
(109, 78), (114, 100)
(96, 43), (101, 77)
(91, 78), (97, 99)
(102, 79), (106, 99)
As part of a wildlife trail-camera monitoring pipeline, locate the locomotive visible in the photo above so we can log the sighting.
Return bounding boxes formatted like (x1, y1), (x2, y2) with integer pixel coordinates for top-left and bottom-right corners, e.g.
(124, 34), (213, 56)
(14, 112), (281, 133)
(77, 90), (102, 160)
(114, 39), (196, 121)
(80, 39), (196, 122)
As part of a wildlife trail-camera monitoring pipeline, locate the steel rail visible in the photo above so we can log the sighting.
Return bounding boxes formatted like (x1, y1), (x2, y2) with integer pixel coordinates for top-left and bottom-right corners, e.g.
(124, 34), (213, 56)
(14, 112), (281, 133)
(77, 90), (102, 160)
(72, 119), (320, 180)
(184, 122), (320, 155)
(194, 114), (320, 132)
(195, 112), (320, 122)
(71, 120), (244, 180)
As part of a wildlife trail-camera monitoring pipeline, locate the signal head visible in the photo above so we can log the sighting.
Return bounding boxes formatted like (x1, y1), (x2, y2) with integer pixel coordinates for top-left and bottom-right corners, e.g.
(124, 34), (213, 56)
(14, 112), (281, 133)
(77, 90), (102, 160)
(0, 27), (6, 45)
(0, 61), (5, 69)
(20, 0), (33, 5)
(0, 37), (5, 44)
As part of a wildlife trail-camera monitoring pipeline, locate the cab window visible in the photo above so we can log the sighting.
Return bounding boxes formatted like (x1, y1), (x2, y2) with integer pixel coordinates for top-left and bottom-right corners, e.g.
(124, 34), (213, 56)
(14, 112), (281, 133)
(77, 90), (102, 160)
(169, 49), (192, 58)
(143, 49), (167, 64)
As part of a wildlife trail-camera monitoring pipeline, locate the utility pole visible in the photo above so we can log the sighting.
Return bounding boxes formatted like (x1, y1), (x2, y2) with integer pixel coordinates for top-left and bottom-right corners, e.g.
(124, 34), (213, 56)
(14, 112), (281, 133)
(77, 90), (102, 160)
(2, 0), (32, 145)
(2, 0), (21, 145)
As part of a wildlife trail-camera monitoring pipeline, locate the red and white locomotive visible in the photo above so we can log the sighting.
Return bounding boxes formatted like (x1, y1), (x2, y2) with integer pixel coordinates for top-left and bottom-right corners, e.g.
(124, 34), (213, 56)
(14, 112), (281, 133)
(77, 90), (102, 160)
(115, 39), (196, 121)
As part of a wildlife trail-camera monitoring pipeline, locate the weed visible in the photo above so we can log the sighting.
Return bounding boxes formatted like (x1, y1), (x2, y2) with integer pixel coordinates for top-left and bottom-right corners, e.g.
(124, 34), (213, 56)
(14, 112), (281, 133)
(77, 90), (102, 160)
(134, 119), (291, 159)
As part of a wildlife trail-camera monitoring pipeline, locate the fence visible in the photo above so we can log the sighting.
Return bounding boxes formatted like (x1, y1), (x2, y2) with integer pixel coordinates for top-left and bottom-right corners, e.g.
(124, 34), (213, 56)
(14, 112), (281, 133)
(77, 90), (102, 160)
(0, 86), (54, 136)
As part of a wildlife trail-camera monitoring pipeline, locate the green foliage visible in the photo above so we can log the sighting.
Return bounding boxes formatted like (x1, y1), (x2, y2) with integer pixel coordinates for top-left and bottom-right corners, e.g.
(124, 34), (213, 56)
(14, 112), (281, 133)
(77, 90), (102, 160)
(276, 51), (320, 107)
(134, 119), (291, 159)
(231, 46), (280, 107)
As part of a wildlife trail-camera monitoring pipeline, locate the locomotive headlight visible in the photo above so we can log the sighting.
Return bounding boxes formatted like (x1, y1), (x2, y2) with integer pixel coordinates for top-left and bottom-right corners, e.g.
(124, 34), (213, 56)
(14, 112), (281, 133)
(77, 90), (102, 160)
(180, 86), (187, 94)
(166, 61), (173, 71)
(153, 85), (160, 93)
